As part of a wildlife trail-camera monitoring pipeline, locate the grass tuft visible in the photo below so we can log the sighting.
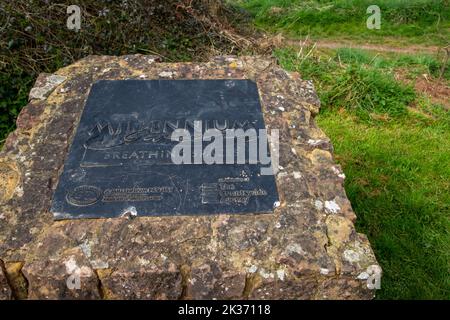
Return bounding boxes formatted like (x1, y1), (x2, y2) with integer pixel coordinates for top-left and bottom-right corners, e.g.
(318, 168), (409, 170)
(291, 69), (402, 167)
(275, 47), (418, 119)
(237, 0), (450, 45)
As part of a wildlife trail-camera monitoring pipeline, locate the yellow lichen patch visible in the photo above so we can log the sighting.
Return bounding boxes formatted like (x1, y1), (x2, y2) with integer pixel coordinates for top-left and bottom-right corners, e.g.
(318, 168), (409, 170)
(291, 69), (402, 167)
(325, 215), (354, 274)
(179, 264), (191, 299)
(326, 215), (353, 246)
(26, 109), (50, 143)
(0, 160), (20, 203)
(228, 250), (253, 270)
(5, 262), (28, 300)
(56, 62), (84, 76)
(309, 149), (333, 166)
(45, 90), (68, 105)
(243, 273), (261, 298)
(95, 268), (113, 299)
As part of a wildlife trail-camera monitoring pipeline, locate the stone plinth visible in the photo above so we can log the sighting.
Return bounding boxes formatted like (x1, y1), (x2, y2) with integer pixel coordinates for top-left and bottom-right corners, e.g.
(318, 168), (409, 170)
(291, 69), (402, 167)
(0, 55), (380, 299)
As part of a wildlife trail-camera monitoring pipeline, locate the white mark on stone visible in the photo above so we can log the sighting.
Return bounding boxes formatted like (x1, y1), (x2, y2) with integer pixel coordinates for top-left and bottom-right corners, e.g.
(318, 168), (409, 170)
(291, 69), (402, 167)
(259, 269), (273, 279)
(314, 200), (324, 211)
(307, 139), (323, 146)
(248, 265), (258, 273)
(29, 74), (67, 100)
(343, 249), (360, 263)
(332, 166), (346, 179)
(320, 268), (329, 275)
(79, 240), (92, 258)
(159, 71), (175, 78)
(64, 256), (78, 274)
(291, 147), (297, 155)
(277, 171), (288, 178)
(137, 257), (150, 266)
(91, 260), (109, 269)
(286, 243), (305, 255)
(293, 171), (302, 179)
(276, 269), (285, 281)
(357, 271), (369, 280)
(14, 186), (24, 197)
(324, 200), (340, 214)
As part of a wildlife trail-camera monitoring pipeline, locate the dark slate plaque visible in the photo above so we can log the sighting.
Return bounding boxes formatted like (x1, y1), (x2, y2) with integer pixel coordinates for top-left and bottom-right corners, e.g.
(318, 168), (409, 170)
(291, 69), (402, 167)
(51, 80), (279, 219)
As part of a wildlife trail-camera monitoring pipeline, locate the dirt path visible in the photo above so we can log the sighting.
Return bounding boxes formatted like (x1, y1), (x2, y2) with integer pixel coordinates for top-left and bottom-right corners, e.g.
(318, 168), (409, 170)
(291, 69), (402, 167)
(282, 38), (443, 55)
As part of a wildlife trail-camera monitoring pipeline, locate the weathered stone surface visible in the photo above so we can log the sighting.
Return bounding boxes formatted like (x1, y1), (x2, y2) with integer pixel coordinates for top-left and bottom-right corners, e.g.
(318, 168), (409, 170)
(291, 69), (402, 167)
(28, 74), (67, 101)
(0, 261), (12, 299)
(23, 247), (100, 299)
(0, 55), (381, 299)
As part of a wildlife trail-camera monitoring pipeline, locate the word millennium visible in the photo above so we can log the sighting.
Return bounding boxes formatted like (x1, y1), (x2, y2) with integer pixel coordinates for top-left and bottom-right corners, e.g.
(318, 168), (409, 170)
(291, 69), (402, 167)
(86, 119), (279, 175)
(85, 118), (258, 149)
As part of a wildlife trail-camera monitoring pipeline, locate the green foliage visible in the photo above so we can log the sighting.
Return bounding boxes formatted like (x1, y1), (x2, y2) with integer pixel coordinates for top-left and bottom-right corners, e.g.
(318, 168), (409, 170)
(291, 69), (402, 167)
(336, 47), (450, 80)
(237, 0), (450, 45)
(323, 65), (415, 116)
(238, 0), (450, 300)
(317, 110), (450, 299)
(0, 0), (243, 145)
(0, 69), (34, 144)
(275, 47), (417, 118)
(274, 45), (450, 299)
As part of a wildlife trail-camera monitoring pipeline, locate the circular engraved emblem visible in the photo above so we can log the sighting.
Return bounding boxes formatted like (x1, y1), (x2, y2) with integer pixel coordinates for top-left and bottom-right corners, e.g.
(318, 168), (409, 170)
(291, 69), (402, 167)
(66, 185), (102, 206)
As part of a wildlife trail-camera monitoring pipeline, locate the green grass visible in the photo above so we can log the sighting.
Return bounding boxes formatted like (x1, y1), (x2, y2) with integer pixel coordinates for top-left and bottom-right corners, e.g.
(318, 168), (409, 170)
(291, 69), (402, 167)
(242, 0), (450, 298)
(236, 0), (450, 45)
(318, 109), (449, 299)
(274, 46), (450, 299)
(335, 47), (450, 79)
